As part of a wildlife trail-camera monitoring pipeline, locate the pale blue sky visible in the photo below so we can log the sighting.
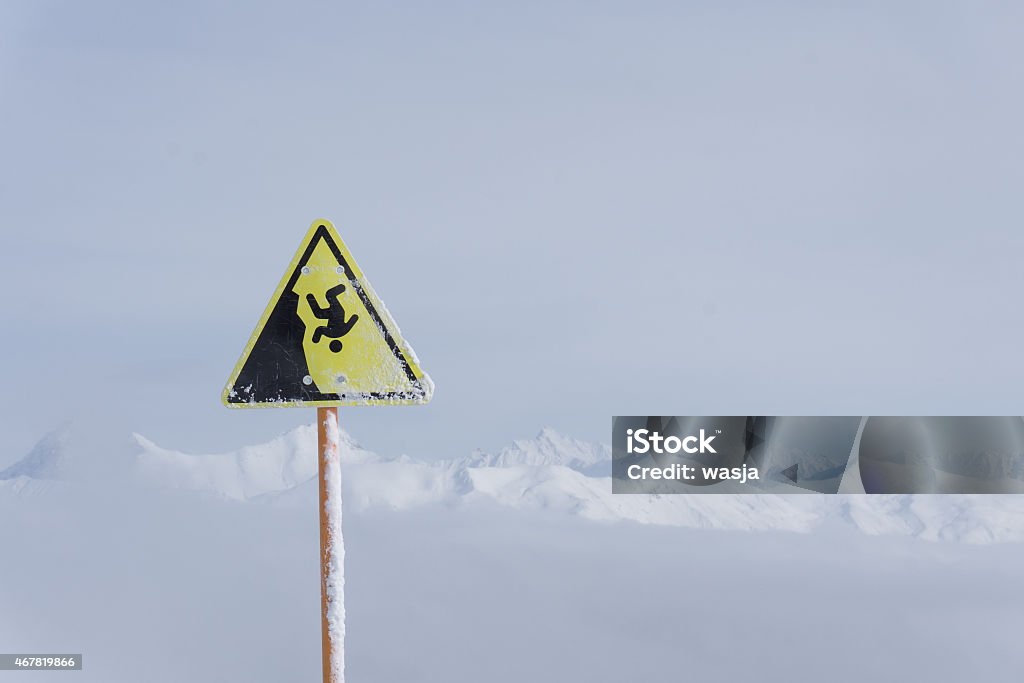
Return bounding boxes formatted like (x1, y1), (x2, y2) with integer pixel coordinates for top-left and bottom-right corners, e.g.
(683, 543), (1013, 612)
(2, 1), (1023, 463)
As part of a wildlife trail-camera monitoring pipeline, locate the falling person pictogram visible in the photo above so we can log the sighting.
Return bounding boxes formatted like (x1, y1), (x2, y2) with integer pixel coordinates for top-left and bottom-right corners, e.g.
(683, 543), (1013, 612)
(307, 284), (359, 353)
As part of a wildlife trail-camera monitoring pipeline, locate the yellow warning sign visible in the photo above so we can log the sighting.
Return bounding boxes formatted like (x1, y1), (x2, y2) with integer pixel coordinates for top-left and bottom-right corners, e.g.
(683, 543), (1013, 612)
(223, 219), (433, 407)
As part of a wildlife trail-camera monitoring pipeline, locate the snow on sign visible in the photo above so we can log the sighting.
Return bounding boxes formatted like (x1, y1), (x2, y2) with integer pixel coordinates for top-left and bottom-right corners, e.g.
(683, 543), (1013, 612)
(223, 219), (433, 407)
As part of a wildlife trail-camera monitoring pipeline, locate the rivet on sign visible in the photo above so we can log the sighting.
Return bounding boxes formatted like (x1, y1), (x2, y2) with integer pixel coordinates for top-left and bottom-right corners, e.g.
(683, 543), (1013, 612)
(335, 374), (347, 384)
(302, 375), (313, 385)
(336, 266), (345, 275)
(301, 266), (311, 275)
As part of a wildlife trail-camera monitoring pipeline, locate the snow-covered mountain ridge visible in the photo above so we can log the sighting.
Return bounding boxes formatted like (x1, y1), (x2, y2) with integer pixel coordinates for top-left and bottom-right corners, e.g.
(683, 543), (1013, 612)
(5, 423), (1024, 544)
(453, 427), (610, 474)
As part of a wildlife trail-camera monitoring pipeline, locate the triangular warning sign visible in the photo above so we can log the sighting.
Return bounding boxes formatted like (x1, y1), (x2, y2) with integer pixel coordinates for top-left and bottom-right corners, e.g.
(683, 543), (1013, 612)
(223, 219), (433, 407)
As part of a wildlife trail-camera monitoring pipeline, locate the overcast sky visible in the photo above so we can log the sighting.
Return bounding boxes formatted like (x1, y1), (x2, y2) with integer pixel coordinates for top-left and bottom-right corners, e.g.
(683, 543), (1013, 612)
(2, 1), (1022, 463)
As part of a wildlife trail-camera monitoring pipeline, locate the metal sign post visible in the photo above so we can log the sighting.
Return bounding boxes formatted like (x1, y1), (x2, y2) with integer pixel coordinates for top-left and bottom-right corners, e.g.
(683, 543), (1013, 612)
(318, 407), (342, 683)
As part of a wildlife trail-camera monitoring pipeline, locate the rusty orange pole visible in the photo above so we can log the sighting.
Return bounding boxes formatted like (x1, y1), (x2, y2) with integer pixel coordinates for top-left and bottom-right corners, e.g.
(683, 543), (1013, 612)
(318, 407), (344, 683)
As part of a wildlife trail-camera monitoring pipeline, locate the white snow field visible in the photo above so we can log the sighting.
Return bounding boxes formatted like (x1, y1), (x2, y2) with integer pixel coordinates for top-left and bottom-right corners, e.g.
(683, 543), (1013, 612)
(4, 425), (1024, 682)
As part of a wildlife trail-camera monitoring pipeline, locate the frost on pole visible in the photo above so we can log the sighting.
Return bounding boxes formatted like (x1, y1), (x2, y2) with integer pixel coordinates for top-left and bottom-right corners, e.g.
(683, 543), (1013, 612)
(322, 410), (345, 683)
(222, 219), (434, 407)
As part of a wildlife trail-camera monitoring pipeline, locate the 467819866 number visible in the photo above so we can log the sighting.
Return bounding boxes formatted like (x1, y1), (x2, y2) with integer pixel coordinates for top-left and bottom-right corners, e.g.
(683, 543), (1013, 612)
(15, 656), (77, 668)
